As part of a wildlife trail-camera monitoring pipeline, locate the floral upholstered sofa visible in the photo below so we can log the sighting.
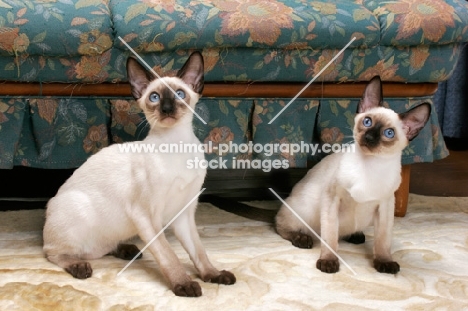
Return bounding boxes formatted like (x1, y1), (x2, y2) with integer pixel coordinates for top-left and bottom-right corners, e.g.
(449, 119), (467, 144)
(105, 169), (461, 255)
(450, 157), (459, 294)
(1, 0), (468, 215)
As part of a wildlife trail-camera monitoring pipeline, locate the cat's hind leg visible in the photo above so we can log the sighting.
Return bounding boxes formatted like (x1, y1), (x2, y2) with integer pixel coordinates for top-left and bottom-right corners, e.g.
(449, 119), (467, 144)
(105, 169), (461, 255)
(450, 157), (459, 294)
(343, 231), (366, 244)
(46, 254), (92, 279)
(275, 206), (314, 249)
(278, 229), (314, 249)
(109, 243), (143, 260)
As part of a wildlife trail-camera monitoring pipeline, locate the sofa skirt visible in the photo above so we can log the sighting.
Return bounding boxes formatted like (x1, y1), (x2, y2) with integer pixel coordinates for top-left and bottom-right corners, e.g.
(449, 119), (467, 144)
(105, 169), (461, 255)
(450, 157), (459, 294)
(0, 96), (448, 169)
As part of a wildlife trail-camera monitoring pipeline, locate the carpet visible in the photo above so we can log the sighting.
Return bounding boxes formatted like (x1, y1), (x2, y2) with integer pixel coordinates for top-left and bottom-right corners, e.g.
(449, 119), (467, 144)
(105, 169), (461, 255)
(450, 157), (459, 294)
(0, 194), (467, 310)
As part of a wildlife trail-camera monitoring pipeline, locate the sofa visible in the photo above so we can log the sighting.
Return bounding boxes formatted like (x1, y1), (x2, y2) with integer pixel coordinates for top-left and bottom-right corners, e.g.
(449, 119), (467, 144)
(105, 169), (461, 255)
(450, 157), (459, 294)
(1, 0), (468, 216)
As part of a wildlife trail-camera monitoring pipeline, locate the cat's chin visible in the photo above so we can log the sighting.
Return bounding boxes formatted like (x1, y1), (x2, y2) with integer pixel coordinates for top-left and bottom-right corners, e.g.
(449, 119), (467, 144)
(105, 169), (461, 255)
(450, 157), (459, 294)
(159, 116), (178, 127)
(358, 144), (401, 158)
(357, 144), (376, 155)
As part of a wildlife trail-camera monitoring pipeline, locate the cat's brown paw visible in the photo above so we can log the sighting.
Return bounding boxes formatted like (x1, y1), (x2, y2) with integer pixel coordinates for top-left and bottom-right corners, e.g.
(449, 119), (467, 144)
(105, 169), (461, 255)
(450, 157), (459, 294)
(291, 232), (313, 249)
(110, 244), (142, 260)
(374, 259), (400, 274)
(344, 231), (365, 244)
(173, 281), (202, 297)
(206, 270), (236, 285)
(316, 258), (339, 273)
(65, 262), (92, 279)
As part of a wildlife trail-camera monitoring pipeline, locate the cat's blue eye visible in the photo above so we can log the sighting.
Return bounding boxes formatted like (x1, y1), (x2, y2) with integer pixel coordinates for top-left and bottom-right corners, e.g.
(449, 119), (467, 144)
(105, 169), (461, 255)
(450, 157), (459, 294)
(363, 117), (372, 127)
(175, 90), (185, 100)
(384, 128), (395, 138)
(149, 92), (160, 103)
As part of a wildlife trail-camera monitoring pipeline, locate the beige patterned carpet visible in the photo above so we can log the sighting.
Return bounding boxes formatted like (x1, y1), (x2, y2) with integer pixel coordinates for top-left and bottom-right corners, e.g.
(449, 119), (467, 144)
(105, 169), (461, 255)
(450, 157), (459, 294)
(0, 194), (467, 311)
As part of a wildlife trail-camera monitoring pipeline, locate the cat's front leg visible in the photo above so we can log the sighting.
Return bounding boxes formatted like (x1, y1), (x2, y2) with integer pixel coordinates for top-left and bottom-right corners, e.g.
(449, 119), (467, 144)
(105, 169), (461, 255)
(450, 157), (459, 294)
(317, 196), (341, 273)
(131, 212), (203, 297)
(373, 197), (400, 274)
(172, 205), (236, 285)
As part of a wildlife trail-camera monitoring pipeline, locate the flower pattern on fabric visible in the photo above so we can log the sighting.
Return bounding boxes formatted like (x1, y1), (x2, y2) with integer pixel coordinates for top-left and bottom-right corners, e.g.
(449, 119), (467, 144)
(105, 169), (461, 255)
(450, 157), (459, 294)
(358, 59), (403, 82)
(212, 0), (294, 45)
(0, 0), (466, 83)
(0, 28), (19, 53)
(83, 124), (108, 154)
(321, 127), (345, 144)
(0, 0), (463, 168)
(204, 126), (235, 156)
(73, 51), (111, 82)
(385, 0), (455, 42)
(0, 96), (450, 168)
(78, 30), (113, 56)
(142, 0), (177, 13)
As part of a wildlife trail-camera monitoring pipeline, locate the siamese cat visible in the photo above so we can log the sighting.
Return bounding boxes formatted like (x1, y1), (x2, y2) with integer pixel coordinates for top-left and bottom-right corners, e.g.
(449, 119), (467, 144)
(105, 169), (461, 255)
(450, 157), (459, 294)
(43, 52), (236, 297)
(275, 76), (430, 274)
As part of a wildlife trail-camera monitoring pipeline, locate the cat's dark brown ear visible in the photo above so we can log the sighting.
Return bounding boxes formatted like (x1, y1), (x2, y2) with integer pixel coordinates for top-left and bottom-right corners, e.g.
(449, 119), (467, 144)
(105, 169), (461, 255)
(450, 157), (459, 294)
(177, 51), (204, 95)
(399, 103), (431, 141)
(358, 76), (383, 113)
(127, 57), (153, 99)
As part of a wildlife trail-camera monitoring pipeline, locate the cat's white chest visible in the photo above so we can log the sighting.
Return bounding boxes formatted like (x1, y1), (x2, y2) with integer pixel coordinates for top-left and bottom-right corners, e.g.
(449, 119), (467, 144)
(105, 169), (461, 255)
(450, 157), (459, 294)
(339, 154), (401, 203)
(148, 145), (205, 190)
(144, 131), (205, 180)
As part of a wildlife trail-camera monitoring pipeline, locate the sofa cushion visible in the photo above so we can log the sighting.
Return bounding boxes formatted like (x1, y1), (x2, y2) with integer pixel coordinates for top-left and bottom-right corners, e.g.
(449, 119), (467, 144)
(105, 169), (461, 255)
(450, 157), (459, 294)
(111, 0), (378, 52)
(0, 43), (462, 83)
(362, 0), (468, 46)
(0, 0), (113, 57)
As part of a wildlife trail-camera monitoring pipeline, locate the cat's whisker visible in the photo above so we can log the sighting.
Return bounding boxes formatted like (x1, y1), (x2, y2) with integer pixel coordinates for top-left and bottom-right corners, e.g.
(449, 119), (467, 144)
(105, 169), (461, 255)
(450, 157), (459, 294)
(136, 119), (150, 138)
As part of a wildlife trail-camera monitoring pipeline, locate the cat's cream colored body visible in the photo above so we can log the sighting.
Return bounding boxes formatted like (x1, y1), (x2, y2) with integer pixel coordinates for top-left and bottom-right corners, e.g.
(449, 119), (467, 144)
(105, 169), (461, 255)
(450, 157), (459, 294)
(277, 142), (402, 241)
(43, 124), (205, 261)
(275, 110), (404, 273)
(43, 52), (235, 297)
(276, 76), (430, 274)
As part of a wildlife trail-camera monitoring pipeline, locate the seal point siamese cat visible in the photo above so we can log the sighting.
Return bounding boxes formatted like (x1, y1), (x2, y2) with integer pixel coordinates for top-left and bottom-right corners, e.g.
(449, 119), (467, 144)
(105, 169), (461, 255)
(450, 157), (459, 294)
(43, 52), (236, 297)
(275, 76), (431, 274)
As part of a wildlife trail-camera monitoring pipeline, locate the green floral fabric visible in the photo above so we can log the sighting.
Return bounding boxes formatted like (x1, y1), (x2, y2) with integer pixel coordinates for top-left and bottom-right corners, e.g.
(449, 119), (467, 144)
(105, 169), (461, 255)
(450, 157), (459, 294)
(0, 0), (467, 83)
(0, 0), (465, 169)
(112, 0), (377, 51)
(0, 0), (112, 57)
(252, 99), (319, 168)
(0, 96), (448, 169)
(0, 97), (111, 168)
(362, 0), (468, 46)
(0, 44), (464, 83)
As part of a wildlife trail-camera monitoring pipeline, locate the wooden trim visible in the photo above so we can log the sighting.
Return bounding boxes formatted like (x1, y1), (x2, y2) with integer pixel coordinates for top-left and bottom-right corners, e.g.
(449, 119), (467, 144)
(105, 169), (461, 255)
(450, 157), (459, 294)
(394, 164), (411, 217)
(0, 81), (438, 98)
